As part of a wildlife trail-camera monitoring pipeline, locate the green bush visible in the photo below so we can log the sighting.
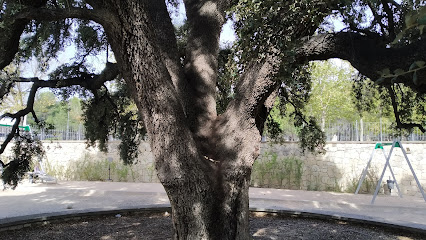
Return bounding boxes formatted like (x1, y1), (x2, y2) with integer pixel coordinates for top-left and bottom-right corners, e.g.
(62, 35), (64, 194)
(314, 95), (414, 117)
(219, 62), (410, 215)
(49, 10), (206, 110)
(345, 168), (379, 194)
(252, 151), (303, 189)
(43, 152), (142, 182)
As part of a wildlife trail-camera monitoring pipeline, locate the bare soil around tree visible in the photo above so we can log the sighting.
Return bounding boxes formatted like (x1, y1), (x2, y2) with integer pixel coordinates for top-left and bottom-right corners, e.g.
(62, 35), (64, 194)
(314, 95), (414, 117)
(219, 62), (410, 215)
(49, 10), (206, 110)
(1, 212), (425, 240)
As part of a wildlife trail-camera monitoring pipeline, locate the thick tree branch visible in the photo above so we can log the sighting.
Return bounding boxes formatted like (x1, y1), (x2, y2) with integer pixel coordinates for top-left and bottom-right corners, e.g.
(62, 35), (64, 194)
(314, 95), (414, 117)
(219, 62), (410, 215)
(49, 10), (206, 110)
(227, 54), (281, 130)
(144, 2), (194, 120)
(296, 32), (426, 93)
(183, 0), (226, 130)
(0, 5), (117, 75)
(0, 2), (52, 69)
(0, 63), (119, 155)
(14, 7), (117, 27)
(296, 32), (426, 132)
(17, 62), (119, 91)
(0, 118), (21, 167)
(0, 18), (28, 70)
(0, 82), (37, 155)
(98, 1), (204, 185)
(381, 0), (396, 40)
(349, 22), (383, 40)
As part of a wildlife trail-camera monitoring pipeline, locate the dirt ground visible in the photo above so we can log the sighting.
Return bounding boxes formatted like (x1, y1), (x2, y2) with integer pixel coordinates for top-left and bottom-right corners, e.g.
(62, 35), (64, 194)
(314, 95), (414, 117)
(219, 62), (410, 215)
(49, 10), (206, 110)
(1, 212), (425, 240)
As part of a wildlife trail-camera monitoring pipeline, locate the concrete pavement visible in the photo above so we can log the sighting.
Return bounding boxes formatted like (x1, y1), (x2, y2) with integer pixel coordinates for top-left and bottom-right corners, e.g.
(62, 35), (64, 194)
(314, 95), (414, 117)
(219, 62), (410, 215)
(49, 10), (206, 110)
(0, 181), (425, 232)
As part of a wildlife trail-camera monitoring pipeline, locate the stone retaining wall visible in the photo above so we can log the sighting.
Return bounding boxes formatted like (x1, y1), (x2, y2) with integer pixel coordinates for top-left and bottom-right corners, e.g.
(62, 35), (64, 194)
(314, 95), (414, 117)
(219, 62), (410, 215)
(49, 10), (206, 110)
(1, 141), (425, 196)
(257, 142), (426, 197)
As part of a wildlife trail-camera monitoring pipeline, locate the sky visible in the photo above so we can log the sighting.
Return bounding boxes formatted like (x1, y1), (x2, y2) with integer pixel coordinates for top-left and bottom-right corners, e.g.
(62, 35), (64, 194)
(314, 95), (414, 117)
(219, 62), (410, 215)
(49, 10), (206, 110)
(21, 1), (353, 80)
(169, 1), (237, 46)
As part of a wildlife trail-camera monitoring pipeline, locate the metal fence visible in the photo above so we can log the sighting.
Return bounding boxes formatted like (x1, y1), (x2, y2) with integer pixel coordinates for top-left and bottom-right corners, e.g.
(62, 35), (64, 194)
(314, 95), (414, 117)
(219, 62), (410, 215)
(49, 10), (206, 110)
(323, 121), (426, 142)
(273, 120), (426, 142)
(32, 126), (86, 141)
(0, 121), (425, 142)
(0, 125), (86, 141)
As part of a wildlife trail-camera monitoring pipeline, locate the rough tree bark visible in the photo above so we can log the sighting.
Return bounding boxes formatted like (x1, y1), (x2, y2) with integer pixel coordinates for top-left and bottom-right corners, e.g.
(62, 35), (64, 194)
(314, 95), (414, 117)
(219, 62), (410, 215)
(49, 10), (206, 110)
(95, 1), (274, 239)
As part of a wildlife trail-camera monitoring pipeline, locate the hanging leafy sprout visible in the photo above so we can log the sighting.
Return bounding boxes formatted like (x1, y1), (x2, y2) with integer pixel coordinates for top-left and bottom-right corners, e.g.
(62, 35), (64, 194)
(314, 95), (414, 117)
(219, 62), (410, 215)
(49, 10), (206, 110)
(275, 64), (325, 152)
(83, 80), (146, 165)
(1, 132), (45, 189)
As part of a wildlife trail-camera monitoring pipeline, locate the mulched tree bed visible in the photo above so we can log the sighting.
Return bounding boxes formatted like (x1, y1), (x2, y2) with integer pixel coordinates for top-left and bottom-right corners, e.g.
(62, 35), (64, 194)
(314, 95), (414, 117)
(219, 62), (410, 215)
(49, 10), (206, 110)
(1, 211), (425, 240)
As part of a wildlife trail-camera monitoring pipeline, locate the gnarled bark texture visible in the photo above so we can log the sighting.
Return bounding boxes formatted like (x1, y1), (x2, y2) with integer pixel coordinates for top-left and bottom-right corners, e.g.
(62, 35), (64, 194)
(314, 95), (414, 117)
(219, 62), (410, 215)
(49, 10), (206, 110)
(94, 1), (273, 239)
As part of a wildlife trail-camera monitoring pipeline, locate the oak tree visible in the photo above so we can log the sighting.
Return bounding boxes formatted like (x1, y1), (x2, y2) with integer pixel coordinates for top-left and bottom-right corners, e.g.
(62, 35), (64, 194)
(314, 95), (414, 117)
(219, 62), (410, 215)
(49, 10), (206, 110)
(1, 0), (425, 239)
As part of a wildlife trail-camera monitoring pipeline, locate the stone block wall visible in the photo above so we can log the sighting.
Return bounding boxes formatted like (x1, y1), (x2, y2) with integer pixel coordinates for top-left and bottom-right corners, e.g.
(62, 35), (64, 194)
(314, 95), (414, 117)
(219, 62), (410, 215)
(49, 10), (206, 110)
(1, 140), (425, 197)
(256, 142), (426, 197)
(0, 141), (159, 183)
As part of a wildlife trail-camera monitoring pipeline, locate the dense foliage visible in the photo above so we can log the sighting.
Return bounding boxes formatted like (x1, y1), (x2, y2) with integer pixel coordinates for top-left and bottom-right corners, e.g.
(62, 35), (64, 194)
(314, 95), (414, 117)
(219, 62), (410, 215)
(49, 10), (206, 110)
(0, 132), (44, 189)
(83, 81), (145, 165)
(234, 0), (426, 140)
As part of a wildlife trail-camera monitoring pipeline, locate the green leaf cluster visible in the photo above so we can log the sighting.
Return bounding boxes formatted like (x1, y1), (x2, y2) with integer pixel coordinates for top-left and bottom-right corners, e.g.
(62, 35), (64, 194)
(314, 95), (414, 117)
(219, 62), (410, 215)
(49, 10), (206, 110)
(27, 92), (83, 130)
(266, 64), (326, 152)
(393, 4), (426, 43)
(1, 133), (44, 189)
(234, 0), (333, 62)
(83, 81), (145, 165)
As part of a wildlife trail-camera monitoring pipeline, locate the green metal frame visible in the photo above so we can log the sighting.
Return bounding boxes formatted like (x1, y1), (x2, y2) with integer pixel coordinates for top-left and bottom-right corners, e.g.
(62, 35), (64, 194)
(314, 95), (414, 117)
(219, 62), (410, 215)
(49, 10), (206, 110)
(356, 142), (402, 199)
(0, 124), (31, 132)
(358, 140), (426, 204)
(374, 142), (400, 149)
(371, 140), (426, 204)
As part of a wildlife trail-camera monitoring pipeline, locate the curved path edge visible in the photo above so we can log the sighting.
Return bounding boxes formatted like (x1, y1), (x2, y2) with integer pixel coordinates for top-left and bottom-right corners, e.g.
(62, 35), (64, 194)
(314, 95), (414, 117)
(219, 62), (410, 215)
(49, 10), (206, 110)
(1, 205), (425, 235)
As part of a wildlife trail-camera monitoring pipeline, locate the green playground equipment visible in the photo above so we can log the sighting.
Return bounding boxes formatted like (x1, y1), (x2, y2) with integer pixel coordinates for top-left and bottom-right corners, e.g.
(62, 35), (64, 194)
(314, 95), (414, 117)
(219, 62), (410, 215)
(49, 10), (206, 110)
(355, 140), (426, 204)
(356, 142), (402, 199)
(0, 124), (31, 141)
(0, 124), (31, 132)
(374, 142), (400, 149)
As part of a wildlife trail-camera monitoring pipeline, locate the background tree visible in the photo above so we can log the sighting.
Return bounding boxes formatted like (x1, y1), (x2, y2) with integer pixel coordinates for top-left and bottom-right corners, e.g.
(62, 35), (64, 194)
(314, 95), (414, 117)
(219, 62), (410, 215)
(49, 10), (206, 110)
(0, 64), (29, 118)
(305, 60), (358, 129)
(0, 0), (426, 239)
(27, 92), (84, 129)
(265, 60), (361, 141)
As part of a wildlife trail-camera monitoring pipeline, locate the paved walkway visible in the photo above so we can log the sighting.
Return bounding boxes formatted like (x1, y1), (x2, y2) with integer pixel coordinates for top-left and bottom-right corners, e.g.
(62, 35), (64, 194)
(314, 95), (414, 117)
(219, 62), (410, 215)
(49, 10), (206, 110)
(1, 181), (425, 232)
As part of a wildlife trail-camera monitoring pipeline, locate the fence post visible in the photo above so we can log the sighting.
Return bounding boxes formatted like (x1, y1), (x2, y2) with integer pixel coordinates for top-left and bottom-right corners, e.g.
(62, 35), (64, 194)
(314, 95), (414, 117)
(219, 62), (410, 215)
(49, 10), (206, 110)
(355, 120), (358, 141)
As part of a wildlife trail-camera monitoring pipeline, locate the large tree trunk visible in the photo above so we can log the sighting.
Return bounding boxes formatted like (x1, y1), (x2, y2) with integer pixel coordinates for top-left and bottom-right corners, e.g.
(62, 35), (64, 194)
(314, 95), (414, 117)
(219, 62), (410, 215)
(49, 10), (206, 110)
(101, 1), (265, 239)
(161, 110), (263, 239)
(160, 113), (262, 239)
(165, 160), (252, 239)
